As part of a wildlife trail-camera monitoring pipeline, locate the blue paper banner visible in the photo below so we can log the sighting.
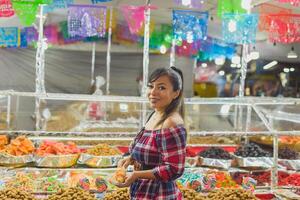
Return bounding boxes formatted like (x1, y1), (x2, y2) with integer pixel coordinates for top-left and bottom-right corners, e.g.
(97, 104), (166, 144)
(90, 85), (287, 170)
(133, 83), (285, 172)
(200, 37), (235, 59)
(44, 0), (73, 13)
(0, 27), (18, 47)
(222, 13), (259, 44)
(20, 28), (28, 48)
(173, 0), (204, 9)
(91, 0), (111, 4)
(173, 10), (208, 43)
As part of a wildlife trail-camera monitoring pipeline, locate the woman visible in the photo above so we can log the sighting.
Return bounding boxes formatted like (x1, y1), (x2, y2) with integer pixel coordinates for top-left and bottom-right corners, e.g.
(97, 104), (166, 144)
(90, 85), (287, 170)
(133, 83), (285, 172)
(116, 66), (187, 200)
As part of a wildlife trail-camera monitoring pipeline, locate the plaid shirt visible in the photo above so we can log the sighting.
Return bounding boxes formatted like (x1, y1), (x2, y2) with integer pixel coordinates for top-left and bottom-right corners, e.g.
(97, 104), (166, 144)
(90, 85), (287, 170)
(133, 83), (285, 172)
(130, 125), (187, 200)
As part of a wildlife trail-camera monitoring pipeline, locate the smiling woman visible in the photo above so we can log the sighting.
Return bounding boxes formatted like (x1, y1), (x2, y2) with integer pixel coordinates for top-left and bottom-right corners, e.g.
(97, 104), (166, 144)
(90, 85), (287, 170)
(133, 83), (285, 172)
(116, 66), (187, 200)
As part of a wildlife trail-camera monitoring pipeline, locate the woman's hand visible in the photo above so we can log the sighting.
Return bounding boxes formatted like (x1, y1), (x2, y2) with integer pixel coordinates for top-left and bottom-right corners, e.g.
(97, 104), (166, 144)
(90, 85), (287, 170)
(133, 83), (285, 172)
(117, 156), (134, 168)
(114, 172), (138, 188)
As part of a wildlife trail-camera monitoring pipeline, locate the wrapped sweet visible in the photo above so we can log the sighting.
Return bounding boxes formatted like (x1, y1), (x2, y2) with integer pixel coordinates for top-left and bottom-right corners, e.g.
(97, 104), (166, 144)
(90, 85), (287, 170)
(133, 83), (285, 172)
(95, 177), (108, 193)
(110, 168), (126, 184)
(177, 172), (203, 192)
(242, 177), (257, 192)
(77, 177), (90, 190)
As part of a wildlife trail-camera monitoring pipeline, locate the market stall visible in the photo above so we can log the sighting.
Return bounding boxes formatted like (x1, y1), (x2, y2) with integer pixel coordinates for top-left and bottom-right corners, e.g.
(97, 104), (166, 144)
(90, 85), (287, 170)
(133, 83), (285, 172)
(0, 91), (299, 199)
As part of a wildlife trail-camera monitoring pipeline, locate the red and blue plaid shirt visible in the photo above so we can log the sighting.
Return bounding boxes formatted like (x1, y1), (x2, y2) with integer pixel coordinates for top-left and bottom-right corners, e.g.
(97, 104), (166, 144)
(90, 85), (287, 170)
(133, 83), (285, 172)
(130, 125), (187, 200)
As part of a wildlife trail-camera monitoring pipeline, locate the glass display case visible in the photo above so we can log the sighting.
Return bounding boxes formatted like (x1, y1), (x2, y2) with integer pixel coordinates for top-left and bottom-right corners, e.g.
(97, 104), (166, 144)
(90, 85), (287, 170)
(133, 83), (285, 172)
(0, 91), (299, 198)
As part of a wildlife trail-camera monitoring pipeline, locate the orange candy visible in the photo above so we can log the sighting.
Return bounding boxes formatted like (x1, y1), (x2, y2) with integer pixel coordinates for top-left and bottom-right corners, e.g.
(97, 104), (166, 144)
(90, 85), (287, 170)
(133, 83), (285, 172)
(4, 136), (35, 156)
(35, 141), (81, 156)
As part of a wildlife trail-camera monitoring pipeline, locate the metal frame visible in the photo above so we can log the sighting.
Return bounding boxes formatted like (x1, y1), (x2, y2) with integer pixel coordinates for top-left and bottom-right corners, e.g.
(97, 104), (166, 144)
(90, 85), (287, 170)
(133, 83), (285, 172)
(0, 91), (300, 192)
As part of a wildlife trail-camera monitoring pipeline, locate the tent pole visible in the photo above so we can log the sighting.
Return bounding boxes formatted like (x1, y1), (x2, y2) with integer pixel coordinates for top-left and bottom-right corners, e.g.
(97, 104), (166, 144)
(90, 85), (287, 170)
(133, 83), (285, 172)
(91, 42), (96, 86)
(170, 38), (176, 67)
(34, 5), (47, 130)
(141, 0), (151, 126)
(106, 7), (113, 95)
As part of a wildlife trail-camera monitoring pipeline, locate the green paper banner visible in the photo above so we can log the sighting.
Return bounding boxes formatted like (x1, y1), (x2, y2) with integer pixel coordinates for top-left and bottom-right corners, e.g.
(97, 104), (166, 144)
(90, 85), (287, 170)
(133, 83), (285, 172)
(12, 0), (52, 26)
(217, 0), (246, 18)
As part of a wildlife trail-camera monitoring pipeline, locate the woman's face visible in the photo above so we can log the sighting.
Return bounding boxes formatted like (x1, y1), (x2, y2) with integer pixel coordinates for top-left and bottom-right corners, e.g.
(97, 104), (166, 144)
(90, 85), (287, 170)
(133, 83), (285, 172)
(147, 75), (179, 112)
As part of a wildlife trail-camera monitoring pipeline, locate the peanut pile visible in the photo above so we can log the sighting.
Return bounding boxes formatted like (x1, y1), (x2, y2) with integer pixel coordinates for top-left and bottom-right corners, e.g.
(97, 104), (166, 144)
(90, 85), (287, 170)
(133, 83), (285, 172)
(104, 188), (130, 200)
(0, 188), (36, 200)
(47, 187), (96, 200)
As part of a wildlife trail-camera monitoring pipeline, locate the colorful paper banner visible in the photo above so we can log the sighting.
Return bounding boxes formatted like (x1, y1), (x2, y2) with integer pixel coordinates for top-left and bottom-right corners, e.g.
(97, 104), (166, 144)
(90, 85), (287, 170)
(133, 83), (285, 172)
(199, 37), (235, 60)
(222, 13), (258, 44)
(20, 28), (27, 48)
(0, 27), (19, 47)
(24, 26), (38, 44)
(149, 24), (172, 49)
(277, 0), (300, 6)
(268, 14), (300, 43)
(173, 0), (204, 9)
(91, 0), (111, 4)
(12, 1), (39, 26)
(176, 40), (201, 56)
(44, 0), (73, 13)
(113, 23), (141, 45)
(0, 0), (14, 17)
(12, 0), (52, 26)
(173, 10), (208, 43)
(258, 3), (292, 31)
(59, 20), (82, 44)
(121, 5), (146, 35)
(68, 4), (107, 37)
(217, 0), (246, 18)
(44, 24), (59, 44)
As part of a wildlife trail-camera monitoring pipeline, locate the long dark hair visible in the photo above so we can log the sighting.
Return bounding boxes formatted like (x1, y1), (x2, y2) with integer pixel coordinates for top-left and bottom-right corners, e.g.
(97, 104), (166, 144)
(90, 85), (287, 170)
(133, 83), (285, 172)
(148, 66), (184, 127)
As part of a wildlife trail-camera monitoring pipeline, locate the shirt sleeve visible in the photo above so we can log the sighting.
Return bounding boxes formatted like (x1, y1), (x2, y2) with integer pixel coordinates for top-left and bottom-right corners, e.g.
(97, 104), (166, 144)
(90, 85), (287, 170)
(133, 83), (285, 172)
(152, 126), (187, 182)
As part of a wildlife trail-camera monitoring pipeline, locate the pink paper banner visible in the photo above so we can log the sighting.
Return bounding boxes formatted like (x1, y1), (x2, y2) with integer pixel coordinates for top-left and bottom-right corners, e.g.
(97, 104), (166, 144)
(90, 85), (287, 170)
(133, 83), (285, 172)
(121, 5), (157, 35)
(44, 24), (58, 44)
(277, 0), (300, 6)
(113, 23), (140, 44)
(0, 0), (14, 17)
